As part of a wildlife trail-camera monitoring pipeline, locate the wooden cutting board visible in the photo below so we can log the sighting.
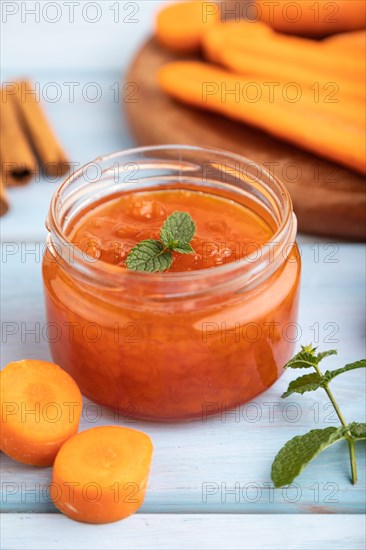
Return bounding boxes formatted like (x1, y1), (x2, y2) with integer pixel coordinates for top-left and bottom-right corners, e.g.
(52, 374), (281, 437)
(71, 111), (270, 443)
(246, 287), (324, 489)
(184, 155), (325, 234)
(124, 38), (366, 240)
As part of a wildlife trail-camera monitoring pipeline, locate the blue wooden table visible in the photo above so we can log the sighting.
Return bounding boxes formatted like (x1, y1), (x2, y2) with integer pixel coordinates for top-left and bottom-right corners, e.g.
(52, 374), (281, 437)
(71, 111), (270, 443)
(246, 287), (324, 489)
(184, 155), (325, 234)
(1, 2), (365, 548)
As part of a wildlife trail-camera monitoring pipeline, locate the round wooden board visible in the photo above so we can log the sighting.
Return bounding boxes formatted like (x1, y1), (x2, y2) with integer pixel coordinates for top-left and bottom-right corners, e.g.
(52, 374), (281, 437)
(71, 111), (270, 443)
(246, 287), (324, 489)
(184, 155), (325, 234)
(124, 38), (366, 240)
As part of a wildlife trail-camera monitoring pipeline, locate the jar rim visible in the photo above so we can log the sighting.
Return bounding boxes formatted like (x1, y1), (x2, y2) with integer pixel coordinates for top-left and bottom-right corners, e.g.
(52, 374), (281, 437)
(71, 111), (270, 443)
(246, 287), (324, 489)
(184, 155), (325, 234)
(47, 145), (297, 297)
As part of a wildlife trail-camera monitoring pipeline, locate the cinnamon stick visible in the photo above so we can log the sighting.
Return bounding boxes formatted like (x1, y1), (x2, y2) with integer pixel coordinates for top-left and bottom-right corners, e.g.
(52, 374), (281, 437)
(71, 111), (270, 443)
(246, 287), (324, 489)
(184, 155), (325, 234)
(0, 87), (37, 186)
(0, 168), (10, 216)
(14, 80), (69, 178)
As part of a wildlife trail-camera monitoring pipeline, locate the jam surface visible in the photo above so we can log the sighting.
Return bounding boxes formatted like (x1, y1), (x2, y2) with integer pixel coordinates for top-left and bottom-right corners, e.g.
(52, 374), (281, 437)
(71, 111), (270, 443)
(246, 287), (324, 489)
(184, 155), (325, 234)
(70, 190), (273, 270)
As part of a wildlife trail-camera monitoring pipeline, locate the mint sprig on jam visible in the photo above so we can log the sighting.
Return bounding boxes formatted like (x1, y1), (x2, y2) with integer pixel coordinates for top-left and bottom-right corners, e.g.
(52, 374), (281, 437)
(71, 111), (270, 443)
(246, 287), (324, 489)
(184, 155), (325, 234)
(126, 211), (196, 272)
(271, 345), (366, 488)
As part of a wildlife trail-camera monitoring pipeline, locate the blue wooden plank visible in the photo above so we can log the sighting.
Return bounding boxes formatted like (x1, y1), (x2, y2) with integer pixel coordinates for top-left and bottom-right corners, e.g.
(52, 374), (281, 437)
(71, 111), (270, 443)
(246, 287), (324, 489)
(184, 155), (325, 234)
(2, 514), (365, 550)
(1, 241), (365, 514)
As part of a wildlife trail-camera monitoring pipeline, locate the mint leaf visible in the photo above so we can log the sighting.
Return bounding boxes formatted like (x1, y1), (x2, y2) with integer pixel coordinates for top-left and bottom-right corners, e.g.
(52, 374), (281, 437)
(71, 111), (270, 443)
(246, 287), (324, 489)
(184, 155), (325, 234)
(160, 211), (196, 250)
(284, 348), (319, 369)
(348, 422), (366, 441)
(316, 349), (337, 362)
(273, 345), (365, 487)
(126, 240), (173, 272)
(323, 359), (366, 384)
(172, 242), (195, 254)
(282, 360), (365, 397)
(282, 372), (323, 398)
(272, 427), (347, 487)
(126, 210), (197, 272)
(284, 347), (338, 370)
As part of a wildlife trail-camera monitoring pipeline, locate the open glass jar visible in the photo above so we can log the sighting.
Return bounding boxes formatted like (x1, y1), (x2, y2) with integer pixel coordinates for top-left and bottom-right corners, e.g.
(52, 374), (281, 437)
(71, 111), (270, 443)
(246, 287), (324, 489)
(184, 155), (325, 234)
(43, 145), (301, 421)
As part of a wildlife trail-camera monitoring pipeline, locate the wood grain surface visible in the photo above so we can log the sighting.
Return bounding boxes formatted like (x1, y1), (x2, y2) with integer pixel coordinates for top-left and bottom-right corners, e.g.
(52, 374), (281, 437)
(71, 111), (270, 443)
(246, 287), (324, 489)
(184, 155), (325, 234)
(124, 38), (366, 241)
(2, 514), (366, 550)
(2, 237), (365, 517)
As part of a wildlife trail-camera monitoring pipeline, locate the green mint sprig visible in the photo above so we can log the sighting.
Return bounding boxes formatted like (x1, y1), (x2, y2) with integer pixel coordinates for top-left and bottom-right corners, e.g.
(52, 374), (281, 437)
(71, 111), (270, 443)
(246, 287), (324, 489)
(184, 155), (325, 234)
(271, 345), (366, 487)
(126, 211), (196, 272)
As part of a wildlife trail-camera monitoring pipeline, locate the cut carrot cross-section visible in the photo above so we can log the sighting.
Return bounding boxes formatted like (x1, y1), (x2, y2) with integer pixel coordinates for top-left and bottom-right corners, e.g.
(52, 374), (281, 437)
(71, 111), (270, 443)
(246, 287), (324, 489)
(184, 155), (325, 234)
(0, 359), (82, 466)
(51, 426), (153, 523)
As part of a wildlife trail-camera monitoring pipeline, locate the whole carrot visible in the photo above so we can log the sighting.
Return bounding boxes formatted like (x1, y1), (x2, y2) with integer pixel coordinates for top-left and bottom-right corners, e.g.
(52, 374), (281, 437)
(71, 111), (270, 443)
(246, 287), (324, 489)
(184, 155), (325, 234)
(156, 0), (219, 53)
(256, 0), (366, 37)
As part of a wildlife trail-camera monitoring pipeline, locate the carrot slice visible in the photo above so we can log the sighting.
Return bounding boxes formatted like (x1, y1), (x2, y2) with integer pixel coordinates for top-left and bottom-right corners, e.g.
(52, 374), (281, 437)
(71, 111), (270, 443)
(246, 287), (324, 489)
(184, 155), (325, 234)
(257, 0), (366, 37)
(51, 426), (153, 523)
(156, 0), (219, 53)
(0, 360), (82, 466)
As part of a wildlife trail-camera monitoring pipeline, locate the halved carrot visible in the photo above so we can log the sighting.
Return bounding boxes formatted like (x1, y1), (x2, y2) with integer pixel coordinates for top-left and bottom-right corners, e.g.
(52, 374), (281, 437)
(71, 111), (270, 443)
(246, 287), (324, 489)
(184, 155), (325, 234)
(156, 0), (219, 53)
(324, 30), (366, 53)
(203, 21), (365, 82)
(202, 21), (365, 102)
(0, 360), (82, 466)
(51, 426), (153, 523)
(257, 0), (366, 37)
(202, 19), (271, 62)
(158, 61), (366, 174)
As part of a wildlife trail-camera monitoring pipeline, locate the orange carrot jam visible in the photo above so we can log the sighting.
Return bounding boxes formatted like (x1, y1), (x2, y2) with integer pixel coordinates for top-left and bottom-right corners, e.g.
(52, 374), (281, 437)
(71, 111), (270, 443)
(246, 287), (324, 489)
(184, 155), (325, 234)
(43, 188), (301, 420)
(70, 190), (273, 270)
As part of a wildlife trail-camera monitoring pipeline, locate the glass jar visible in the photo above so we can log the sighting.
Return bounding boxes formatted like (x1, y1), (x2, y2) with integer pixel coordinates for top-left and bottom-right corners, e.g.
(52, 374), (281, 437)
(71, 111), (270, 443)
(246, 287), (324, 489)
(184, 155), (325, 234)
(43, 145), (301, 421)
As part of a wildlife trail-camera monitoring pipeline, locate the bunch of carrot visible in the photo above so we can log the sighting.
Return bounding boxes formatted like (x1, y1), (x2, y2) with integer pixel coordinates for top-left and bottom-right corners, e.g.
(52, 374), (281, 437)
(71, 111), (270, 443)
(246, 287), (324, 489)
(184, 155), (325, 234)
(0, 360), (153, 523)
(155, 1), (366, 174)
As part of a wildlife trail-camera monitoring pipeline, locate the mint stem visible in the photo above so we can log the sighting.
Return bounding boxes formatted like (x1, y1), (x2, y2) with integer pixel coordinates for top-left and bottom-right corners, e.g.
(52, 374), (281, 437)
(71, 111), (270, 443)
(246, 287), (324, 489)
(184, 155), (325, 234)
(314, 364), (358, 484)
(348, 440), (358, 485)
